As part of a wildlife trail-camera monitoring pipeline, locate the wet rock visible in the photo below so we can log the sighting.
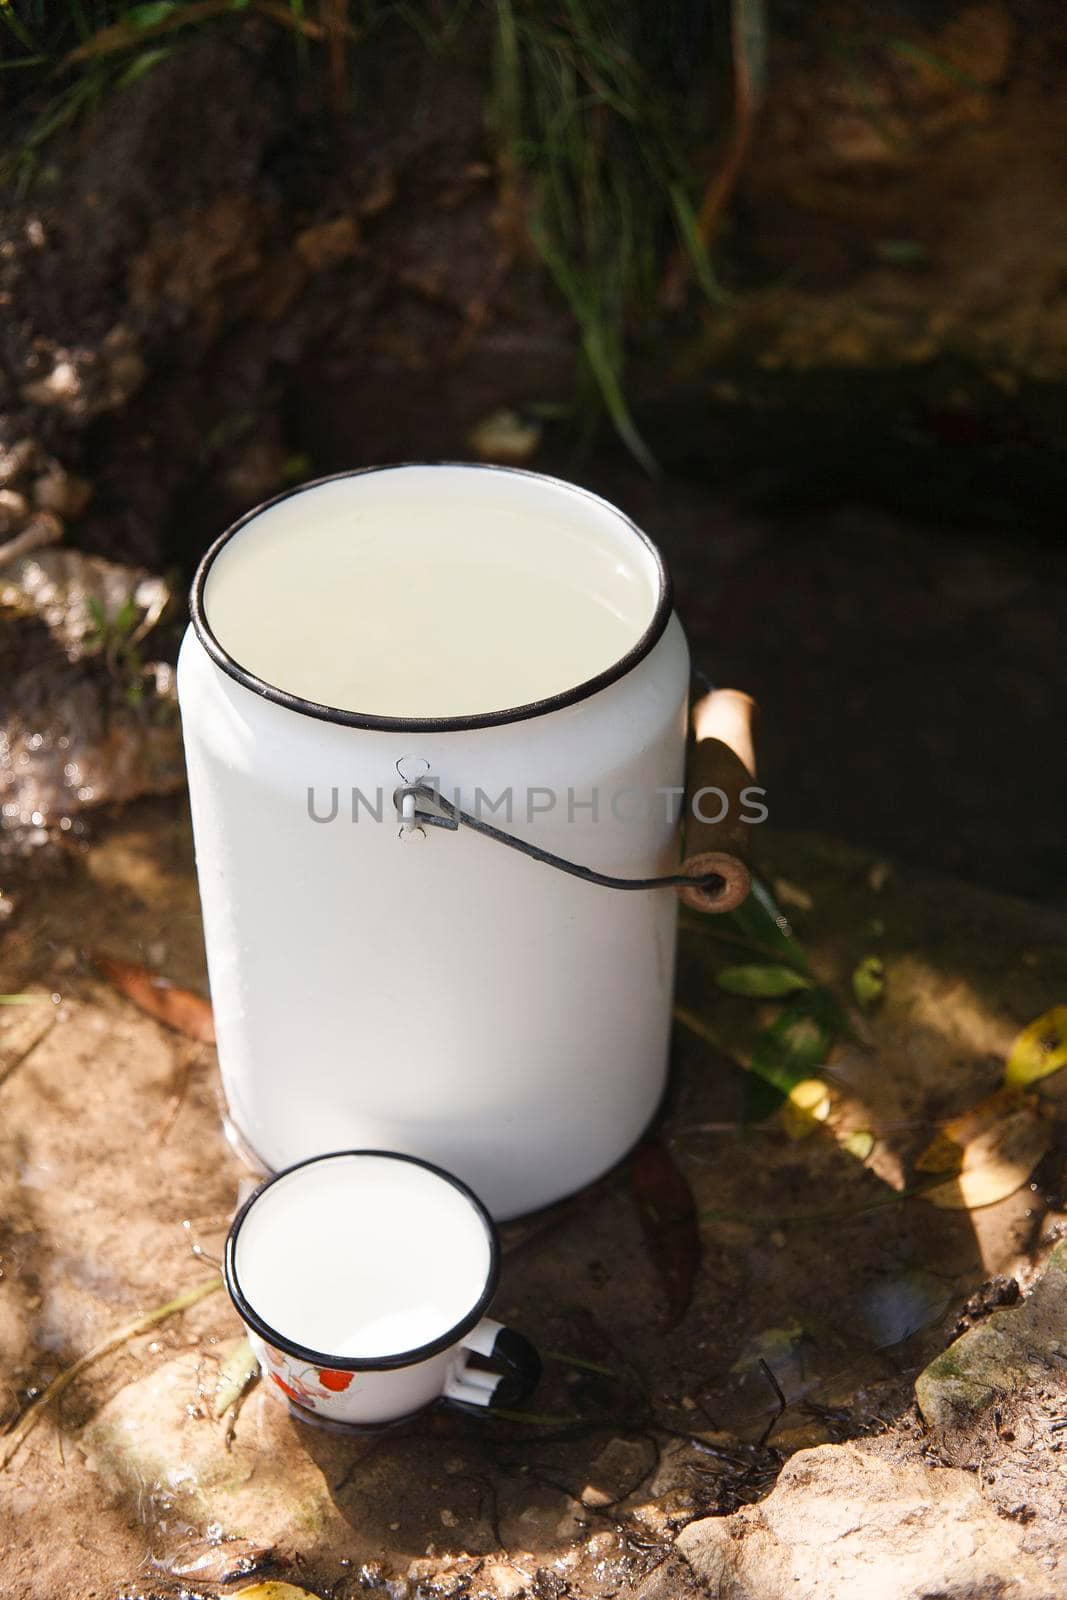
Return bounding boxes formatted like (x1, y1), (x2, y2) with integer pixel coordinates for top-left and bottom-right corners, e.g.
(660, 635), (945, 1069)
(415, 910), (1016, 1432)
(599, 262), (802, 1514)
(80, 1354), (337, 1550)
(916, 1241), (1067, 1432)
(674, 1441), (1055, 1600)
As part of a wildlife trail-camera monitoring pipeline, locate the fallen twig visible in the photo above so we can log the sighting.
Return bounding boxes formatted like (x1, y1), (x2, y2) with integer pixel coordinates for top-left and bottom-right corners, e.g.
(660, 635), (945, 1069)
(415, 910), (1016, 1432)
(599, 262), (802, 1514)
(0, 1015), (57, 1093)
(153, 1044), (207, 1144)
(1, 1275), (222, 1470)
(756, 1357), (787, 1448)
(701, 1187), (929, 1229)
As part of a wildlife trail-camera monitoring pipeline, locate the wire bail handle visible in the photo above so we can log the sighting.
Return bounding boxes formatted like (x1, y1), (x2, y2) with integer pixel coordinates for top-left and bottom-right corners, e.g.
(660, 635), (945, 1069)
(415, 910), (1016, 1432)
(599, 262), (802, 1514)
(390, 689), (756, 913)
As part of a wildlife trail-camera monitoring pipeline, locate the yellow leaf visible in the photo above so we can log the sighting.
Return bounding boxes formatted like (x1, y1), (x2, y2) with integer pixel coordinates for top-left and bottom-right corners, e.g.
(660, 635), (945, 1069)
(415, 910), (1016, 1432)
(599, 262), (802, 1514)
(779, 1077), (831, 1140)
(917, 1088), (1051, 1209)
(1004, 1005), (1067, 1089)
(235, 1585), (324, 1600)
(841, 1129), (875, 1161)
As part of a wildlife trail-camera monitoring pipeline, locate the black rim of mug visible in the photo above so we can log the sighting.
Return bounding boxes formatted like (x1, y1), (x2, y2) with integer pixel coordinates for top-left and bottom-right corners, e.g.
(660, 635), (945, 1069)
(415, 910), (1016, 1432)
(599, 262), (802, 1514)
(189, 462), (674, 733)
(224, 1148), (501, 1373)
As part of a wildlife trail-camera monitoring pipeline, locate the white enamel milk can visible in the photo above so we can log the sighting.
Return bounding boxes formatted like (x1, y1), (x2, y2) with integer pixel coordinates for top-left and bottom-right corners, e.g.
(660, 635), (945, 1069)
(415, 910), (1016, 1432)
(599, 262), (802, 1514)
(178, 464), (746, 1219)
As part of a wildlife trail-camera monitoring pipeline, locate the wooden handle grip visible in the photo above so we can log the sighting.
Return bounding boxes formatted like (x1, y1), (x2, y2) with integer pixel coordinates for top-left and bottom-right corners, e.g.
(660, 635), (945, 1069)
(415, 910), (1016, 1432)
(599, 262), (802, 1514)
(679, 689), (758, 914)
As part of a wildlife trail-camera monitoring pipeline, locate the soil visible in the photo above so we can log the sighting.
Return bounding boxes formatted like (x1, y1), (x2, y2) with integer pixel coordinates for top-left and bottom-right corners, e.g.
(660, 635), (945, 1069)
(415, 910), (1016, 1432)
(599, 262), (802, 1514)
(1, 799), (1066, 1598)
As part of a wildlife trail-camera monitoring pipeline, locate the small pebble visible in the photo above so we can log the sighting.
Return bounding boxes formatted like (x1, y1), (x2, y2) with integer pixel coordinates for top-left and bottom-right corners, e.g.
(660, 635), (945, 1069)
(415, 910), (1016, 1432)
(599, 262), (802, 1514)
(0, 488), (29, 534)
(23, 359), (80, 407)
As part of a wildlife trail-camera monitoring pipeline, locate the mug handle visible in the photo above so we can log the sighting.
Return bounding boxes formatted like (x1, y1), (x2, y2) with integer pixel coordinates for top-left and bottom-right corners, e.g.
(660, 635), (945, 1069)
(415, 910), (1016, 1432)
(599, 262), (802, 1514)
(443, 1317), (541, 1411)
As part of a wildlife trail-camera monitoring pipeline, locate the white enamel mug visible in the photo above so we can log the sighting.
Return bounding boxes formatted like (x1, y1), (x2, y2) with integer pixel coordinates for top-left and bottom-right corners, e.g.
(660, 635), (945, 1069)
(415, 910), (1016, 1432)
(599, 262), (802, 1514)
(223, 1150), (540, 1426)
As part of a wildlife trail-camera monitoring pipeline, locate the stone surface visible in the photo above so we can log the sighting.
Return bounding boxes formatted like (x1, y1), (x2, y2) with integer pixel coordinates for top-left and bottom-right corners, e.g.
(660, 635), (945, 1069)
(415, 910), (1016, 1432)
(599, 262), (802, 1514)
(675, 1442), (1057, 1600)
(917, 1241), (1067, 1432)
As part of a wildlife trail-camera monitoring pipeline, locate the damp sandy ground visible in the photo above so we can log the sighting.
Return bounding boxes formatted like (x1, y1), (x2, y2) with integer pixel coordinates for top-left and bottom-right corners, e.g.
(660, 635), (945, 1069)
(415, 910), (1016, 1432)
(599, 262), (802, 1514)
(1, 797), (1066, 1599)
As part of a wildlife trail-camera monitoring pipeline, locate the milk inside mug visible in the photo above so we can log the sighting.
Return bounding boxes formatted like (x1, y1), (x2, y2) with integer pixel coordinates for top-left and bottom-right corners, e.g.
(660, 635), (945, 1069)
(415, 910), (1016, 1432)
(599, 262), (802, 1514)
(178, 465), (691, 1218)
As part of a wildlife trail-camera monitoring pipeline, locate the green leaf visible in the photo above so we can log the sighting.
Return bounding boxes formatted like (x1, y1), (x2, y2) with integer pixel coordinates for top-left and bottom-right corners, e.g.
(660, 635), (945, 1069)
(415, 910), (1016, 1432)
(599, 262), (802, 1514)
(0, 5), (39, 51)
(726, 877), (811, 971)
(716, 964), (812, 998)
(123, 3), (178, 28)
(749, 1003), (833, 1096)
(852, 955), (885, 1009)
(113, 595), (139, 635)
(116, 45), (172, 87)
(667, 182), (729, 306)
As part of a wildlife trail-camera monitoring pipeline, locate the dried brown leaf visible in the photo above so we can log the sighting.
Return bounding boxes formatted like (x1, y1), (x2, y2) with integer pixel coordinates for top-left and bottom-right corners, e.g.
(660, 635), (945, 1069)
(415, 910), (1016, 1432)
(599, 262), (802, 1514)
(94, 953), (215, 1043)
(916, 1088), (1051, 1209)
